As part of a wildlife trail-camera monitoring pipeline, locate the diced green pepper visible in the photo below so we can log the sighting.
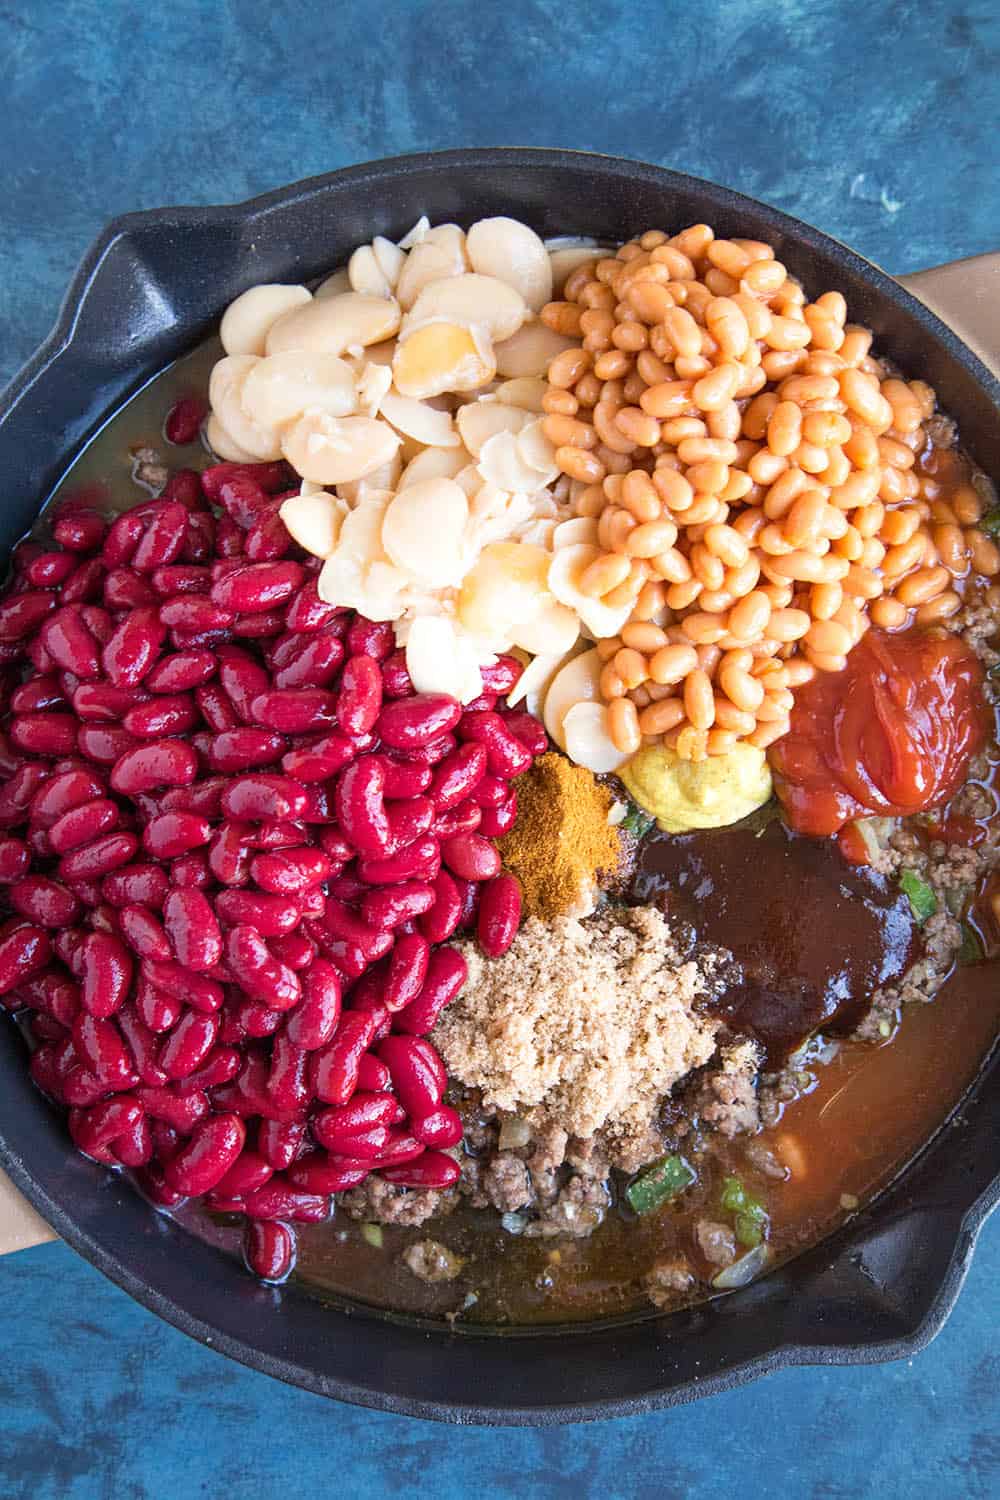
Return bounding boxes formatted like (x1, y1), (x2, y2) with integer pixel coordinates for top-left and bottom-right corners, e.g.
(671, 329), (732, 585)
(900, 868), (937, 923)
(721, 1175), (769, 1247)
(980, 507), (1000, 537)
(360, 1222), (383, 1249)
(625, 1154), (696, 1215)
(957, 923), (983, 965)
(620, 804), (656, 838)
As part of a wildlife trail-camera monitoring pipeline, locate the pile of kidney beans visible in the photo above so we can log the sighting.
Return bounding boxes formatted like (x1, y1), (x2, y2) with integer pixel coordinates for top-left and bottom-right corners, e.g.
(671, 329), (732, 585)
(0, 445), (546, 1281)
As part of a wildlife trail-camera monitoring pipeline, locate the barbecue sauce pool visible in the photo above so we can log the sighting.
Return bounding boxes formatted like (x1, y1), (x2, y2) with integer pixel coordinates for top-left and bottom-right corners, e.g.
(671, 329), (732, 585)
(43, 335), (1000, 1328)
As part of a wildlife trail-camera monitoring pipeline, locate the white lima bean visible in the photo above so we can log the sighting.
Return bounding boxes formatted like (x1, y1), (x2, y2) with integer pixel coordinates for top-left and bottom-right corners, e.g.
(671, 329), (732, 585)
(402, 274), (528, 345)
(467, 217), (553, 312)
(511, 596), (580, 656)
(507, 643), (579, 717)
(493, 319), (577, 378)
(562, 701), (631, 774)
(541, 647), (603, 746)
(457, 542), (552, 641)
(281, 410), (400, 484)
(397, 444), (471, 489)
(496, 377), (548, 412)
(404, 616), (484, 703)
(204, 411), (260, 464)
(348, 245), (394, 299)
(318, 497), (404, 619)
(381, 477), (470, 586)
(265, 292), (401, 356)
(546, 240), (601, 296)
(314, 268), (352, 300)
(547, 543), (634, 639)
(208, 355), (283, 460)
(278, 490), (346, 557)
(240, 352), (358, 429)
(395, 224), (469, 309)
(220, 285), (312, 355)
(456, 400), (533, 457)
(380, 390), (461, 449)
(392, 321), (495, 400)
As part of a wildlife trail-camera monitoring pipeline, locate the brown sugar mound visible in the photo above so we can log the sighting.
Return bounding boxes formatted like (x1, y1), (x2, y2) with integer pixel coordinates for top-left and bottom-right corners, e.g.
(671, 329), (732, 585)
(436, 905), (721, 1148)
(498, 751), (621, 919)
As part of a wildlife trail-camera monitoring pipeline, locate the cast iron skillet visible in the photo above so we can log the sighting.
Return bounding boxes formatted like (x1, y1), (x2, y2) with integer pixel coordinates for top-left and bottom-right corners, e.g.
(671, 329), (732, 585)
(1, 149), (999, 1425)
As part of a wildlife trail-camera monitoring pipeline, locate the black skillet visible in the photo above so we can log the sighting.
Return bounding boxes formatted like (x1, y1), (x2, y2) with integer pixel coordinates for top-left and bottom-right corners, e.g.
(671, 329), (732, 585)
(1, 149), (998, 1424)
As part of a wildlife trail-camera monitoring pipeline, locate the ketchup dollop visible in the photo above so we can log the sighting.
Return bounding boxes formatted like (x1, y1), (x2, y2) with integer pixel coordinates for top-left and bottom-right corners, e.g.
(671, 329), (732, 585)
(769, 629), (989, 837)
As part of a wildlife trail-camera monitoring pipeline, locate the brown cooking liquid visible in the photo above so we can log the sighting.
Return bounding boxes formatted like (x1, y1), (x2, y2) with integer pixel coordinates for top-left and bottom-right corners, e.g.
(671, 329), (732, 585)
(45, 334), (1000, 1327)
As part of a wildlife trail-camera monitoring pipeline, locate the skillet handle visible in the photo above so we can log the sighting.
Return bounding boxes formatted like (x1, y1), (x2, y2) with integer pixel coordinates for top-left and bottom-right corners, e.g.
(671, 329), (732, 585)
(898, 251), (1000, 376)
(2, 253), (997, 1261)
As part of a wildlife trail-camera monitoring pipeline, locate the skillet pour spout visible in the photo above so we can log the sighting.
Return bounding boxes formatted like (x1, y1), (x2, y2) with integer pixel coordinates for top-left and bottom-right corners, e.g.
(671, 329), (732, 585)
(0, 149), (998, 1424)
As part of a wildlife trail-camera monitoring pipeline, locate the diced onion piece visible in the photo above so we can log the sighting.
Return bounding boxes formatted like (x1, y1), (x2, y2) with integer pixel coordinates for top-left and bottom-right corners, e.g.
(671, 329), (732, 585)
(496, 377), (548, 413)
(380, 390), (461, 448)
(220, 284), (312, 356)
(405, 616), (484, 703)
(511, 597), (580, 656)
(456, 400), (532, 457)
(392, 322), (495, 400)
(542, 647), (603, 746)
(493, 320), (577, 378)
(467, 217), (553, 312)
(281, 411), (400, 484)
(711, 1244), (770, 1290)
(562, 701), (631, 773)
(208, 355), (283, 460)
(240, 352), (357, 429)
(403, 273), (528, 345)
(457, 541), (550, 641)
(204, 412), (260, 464)
(548, 543), (635, 640)
(497, 1116), (532, 1150)
(279, 491), (345, 558)
(382, 477), (469, 586)
(398, 444), (472, 489)
(265, 292), (402, 356)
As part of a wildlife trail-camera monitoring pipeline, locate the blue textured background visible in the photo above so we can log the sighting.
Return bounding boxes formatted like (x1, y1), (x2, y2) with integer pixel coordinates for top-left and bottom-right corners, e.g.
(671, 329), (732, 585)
(1, 0), (998, 1493)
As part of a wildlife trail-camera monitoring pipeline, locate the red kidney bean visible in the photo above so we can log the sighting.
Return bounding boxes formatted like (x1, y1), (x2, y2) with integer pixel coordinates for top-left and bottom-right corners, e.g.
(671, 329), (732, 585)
(392, 946), (467, 1036)
(432, 800), (483, 839)
(383, 931), (430, 1012)
(201, 459), (289, 501)
(76, 724), (139, 765)
(102, 863), (169, 909)
(25, 551), (77, 588)
(461, 691), (498, 713)
(102, 512), (147, 568)
(214, 890), (299, 938)
(193, 683), (240, 732)
(40, 607), (102, 678)
(284, 583), (342, 634)
(86, 902), (122, 937)
(159, 1010), (219, 1080)
(114, 1113), (154, 1168)
(134, 972), (182, 1031)
(241, 1183), (328, 1223)
(103, 568), (157, 610)
(375, 760), (428, 801)
(12, 674), (65, 714)
(29, 1044), (62, 1100)
(380, 650), (413, 699)
(411, 1104), (463, 1150)
(253, 1118), (304, 1171)
(315, 1121), (391, 1158)
(158, 595), (235, 633)
(102, 608), (167, 687)
(356, 836), (440, 887)
(378, 1035), (447, 1116)
(309, 1011), (377, 1105)
(163, 888), (222, 971)
(29, 769), (101, 825)
(0, 765), (50, 828)
(117, 1003), (168, 1086)
(220, 774), (308, 822)
(0, 837), (31, 883)
(225, 926), (300, 1010)
(169, 853), (212, 890)
(110, 739), (197, 794)
(478, 792), (518, 838)
(285, 1153), (369, 1193)
(210, 561), (304, 614)
(135, 1162), (187, 1206)
(480, 655), (522, 693)
(381, 1152), (460, 1189)
(332, 756), (390, 856)
(214, 1148), (273, 1199)
(384, 796), (434, 850)
(9, 876), (80, 928)
(280, 731), (356, 782)
(57, 831), (139, 883)
(78, 931), (132, 1017)
(0, 589), (57, 641)
(250, 689), (337, 734)
(165, 468), (207, 512)
(476, 873), (522, 958)
(132, 502), (190, 573)
(71, 1095), (144, 1159)
(145, 650), (216, 693)
(214, 516), (245, 558)
(209, 646), (266, 723)
(272, 633), (345, 691)
(427, 742), (488, 811)
(343, 616), (392, 660)
(142, 812), (211, 861)
(11, 713), (79, 757)
(370, 1130), (426, 1169)
(205, 729), (284, 773)
(233, 998), (282, 1038)
(356, 1053), (391, 1093)
(417, 870), (462, 946)
(440, 831), (501, 883)
(245, 509), (292, 562)
(360, 882), (435, 931)
(335, 655), (383, 737)
(164, 395), (208, 446)
(71, 1011), (134, 1089)
(318, 898), (392, 966)
(52, 509), (106, 553)
(141, 959), (224, 1014)
(136, 1084), (209, 1132)
(457, 710), (532, 777)
(377, 693), (461, 750)
(165, 1113), (246, 1194)
(176, 1045), (240, 1093)
(282, 959), (341, 1051)
(387, 731), (456, 766)
(269, 930), (315, 971)
(500, 707), (548, 758)
(243, 1219), (295, 1280)
(123, 694), (199, 738)
(250, 847), (332, 895)
(265, 1032), (310, 1115)
(72, 683), (146, 722)
(211, 475), (271, 530)
(46, 799), (119, 855)
(62, 1064), (110, 1109)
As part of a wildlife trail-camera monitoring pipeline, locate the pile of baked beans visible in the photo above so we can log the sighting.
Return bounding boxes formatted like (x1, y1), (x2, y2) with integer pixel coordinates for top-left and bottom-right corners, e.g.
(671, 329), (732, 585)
(539, 225), (1000, 760)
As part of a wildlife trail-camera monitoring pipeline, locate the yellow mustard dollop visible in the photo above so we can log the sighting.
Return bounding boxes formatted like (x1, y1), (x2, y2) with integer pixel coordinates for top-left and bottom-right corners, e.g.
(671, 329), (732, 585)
(620, 743), (773, 834)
